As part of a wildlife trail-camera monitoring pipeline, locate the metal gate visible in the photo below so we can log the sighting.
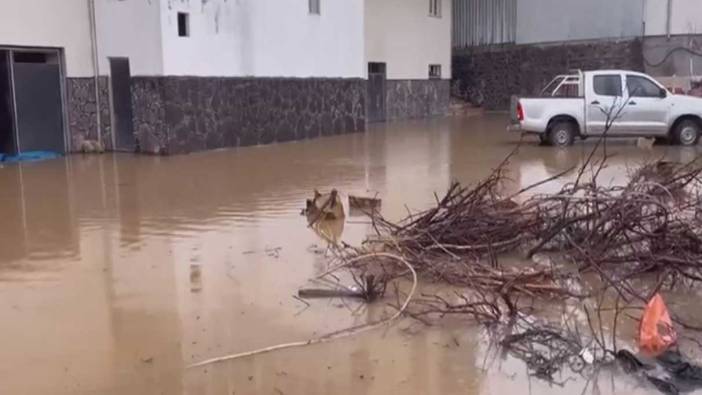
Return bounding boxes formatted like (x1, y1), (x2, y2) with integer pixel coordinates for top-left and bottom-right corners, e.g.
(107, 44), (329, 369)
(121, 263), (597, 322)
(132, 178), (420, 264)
(13, 61), (65, 153)
(110, 58), (135, 151)
(367, 62), (387, 123)
(0, 48), (66, 155)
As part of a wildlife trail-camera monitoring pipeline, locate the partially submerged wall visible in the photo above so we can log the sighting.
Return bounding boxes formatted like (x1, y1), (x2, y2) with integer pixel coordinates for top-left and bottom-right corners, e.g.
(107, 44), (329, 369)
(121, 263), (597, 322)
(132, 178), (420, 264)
(386, 80), (450, 121)
(452, 39), (644, 110)
(66, 77), (112, 151)
(131, 77), (366, 154)
(366, 0), (452, 121)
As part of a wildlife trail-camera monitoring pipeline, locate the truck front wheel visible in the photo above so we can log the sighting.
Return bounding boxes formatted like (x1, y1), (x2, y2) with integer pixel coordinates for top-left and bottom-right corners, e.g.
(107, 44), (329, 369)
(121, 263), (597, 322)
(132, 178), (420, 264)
(672, 120), (700, 146)
(548, 121), (576, 147)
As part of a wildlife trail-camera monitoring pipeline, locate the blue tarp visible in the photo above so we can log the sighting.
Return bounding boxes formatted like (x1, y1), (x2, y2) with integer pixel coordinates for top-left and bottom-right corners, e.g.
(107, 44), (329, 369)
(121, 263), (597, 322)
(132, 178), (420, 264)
(0, 151), (61, 163)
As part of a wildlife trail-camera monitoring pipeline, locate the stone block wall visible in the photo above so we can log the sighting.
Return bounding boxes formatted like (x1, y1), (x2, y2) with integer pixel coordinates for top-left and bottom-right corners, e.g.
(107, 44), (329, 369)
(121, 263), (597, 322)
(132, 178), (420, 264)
(65, 77), (112, 151)
(386, 79), (450, 121)
(131, 77), (169, 154)
(452, 39), (644, 110)
(130, 77), (366, 155)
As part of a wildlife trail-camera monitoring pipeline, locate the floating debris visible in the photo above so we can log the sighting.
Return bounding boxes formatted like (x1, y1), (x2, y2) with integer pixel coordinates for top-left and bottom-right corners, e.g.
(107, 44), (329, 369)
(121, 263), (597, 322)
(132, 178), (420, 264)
(349, 195), (382, 211)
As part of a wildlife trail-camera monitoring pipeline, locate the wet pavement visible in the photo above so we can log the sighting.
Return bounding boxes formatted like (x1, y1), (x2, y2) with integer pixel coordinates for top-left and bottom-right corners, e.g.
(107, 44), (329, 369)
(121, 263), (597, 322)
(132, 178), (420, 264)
(1, 114), (701, 395)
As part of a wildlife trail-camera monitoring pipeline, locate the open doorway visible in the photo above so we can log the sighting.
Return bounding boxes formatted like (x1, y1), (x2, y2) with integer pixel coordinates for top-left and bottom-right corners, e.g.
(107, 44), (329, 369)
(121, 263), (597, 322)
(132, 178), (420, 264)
(110, 58), (135, 151)
(367, 62), (387, 123)
(0, 50), (16, 155)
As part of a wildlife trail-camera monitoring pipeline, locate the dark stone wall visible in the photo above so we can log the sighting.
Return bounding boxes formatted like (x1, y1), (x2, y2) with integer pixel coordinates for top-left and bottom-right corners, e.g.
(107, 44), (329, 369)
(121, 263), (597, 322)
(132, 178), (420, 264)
(452, 39), (644, 110)
(131, 77), (169, 154)
(386, 79), (450, 121)
(66, 77), (112, 151)
(130, 77), (366, 154)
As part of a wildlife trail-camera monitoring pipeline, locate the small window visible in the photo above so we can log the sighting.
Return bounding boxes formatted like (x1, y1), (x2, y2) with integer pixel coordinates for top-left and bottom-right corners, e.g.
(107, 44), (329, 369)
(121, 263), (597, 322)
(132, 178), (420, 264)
(429, 0), (441, 17)
(178, 12), (190, 37)
(429, 64), (442, 79)
(627, 75), (663, 97)
(309, 0), (321, 15)
(593, 75), (622, 97)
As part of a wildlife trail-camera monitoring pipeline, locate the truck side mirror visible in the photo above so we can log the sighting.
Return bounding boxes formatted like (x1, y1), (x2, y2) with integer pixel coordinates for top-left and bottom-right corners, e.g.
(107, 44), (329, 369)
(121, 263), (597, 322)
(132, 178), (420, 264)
(659, 88), (667, 98)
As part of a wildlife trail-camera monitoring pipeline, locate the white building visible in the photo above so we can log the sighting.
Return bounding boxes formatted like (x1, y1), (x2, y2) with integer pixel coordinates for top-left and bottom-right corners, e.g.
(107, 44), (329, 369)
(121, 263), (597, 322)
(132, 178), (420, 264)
(0, 0), (452, 156)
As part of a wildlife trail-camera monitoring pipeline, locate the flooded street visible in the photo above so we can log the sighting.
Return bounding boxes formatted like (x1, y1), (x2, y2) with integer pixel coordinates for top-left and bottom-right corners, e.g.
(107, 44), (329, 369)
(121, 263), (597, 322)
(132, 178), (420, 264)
(1, 114), (701, 395)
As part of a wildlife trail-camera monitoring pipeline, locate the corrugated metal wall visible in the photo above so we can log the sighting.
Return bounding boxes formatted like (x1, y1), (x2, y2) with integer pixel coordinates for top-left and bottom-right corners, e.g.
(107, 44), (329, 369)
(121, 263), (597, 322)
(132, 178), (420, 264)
(452, 0), (516, 48)
(515, 0), (644, 44)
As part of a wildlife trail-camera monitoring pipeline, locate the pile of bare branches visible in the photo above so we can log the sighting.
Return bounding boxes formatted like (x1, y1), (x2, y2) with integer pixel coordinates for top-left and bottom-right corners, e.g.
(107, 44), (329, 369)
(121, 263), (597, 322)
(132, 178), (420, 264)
(526, 157), (702, 301)
(357, 152), (577, 301)
(330, 150), (702, 385)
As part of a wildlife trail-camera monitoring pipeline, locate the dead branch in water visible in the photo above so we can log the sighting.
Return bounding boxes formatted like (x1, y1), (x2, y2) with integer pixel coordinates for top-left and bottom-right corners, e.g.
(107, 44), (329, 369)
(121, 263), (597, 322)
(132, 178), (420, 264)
(188, 253), (416, 369)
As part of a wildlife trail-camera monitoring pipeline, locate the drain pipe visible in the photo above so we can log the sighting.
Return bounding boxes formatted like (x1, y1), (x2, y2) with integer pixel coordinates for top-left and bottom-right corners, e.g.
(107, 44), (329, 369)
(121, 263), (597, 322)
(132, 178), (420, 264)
(87, 0), (102, 146)
(666, 0), (672, 39)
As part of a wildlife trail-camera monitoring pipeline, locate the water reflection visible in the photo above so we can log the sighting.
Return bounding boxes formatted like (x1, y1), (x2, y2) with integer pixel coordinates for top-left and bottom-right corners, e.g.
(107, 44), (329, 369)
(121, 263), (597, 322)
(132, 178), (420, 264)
(1, 114), (699, 394)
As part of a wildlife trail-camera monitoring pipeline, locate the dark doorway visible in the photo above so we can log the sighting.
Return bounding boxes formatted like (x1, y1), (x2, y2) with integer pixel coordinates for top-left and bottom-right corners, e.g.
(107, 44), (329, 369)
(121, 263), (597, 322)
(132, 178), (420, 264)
(0, 51), (16, 154)
(12, 52), (65, 153)
(367, 62), (387, 123)
(110, 58), (135, 151)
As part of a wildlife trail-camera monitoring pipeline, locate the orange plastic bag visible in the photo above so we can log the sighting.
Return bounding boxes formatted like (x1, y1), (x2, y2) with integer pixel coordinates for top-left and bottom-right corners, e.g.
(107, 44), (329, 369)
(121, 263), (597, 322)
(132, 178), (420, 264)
(639, 294), (677, 356)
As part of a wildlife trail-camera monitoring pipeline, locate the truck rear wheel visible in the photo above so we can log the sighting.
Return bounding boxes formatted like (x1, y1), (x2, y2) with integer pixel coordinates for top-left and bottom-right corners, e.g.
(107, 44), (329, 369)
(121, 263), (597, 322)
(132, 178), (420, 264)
(672, 120), (700, 146)
(548, 121), (576, 147)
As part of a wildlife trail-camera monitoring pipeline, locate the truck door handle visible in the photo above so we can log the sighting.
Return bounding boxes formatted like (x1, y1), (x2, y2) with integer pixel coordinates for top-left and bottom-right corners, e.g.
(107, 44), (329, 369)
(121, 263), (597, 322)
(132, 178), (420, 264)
(628, 101), (637, 105)
(591, 100), (600, 105)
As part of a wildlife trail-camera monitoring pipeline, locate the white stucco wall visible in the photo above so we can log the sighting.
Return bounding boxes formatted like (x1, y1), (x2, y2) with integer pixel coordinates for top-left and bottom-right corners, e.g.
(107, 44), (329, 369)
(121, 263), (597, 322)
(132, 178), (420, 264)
(160, 0), (364, 78)
(160, 0), (244, 77)
(96, 0), (164, 76)
(644, 0), (702, 36)
(0, 0), (93, 77)
(244, 0), (365, 78)
(365, 0), (452, 80)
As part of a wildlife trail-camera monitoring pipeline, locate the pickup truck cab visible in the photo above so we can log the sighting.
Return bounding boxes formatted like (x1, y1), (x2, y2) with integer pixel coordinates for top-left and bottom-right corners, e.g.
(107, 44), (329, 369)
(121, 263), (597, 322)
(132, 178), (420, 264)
(509, 70), (702, 146)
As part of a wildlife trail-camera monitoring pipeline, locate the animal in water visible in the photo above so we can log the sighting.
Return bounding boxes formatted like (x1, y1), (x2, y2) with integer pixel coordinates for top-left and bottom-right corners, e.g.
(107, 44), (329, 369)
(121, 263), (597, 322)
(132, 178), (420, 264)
(80, 139), (105, 154)
(637, 137), (655, 150)
(303, 189), (345, 223)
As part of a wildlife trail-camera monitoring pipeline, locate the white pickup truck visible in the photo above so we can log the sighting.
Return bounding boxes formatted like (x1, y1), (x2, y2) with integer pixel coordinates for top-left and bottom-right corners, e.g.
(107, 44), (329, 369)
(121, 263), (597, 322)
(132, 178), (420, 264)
(509, 70), (702, 146)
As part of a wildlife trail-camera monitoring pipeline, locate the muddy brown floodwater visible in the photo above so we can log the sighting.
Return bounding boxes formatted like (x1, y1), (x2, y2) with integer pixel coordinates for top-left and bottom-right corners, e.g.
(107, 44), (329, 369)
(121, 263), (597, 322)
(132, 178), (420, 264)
(1, 114), (702, 395)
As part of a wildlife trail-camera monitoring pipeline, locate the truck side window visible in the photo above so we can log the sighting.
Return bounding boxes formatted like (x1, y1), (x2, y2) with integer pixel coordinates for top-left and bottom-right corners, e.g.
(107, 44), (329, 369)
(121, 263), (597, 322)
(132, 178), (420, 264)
(593, 75), (622, 96)
(627, 75), (662, 97)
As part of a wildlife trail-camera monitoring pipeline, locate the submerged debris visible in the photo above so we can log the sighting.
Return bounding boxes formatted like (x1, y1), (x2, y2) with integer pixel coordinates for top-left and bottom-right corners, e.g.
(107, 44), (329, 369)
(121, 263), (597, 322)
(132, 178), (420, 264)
(298, 274), (386, 302)
(349, 195), (381, 211)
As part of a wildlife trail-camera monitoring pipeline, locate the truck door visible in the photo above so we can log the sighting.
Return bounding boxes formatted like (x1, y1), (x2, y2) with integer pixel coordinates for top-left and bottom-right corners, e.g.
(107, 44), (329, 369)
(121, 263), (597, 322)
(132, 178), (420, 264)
(585, 73), (624, 135)
(619, 74), (669, 136)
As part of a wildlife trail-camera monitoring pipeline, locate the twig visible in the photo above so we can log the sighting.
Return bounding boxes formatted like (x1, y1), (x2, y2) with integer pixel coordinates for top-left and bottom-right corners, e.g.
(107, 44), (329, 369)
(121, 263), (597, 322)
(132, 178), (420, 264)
(188, 253), (417, 368)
